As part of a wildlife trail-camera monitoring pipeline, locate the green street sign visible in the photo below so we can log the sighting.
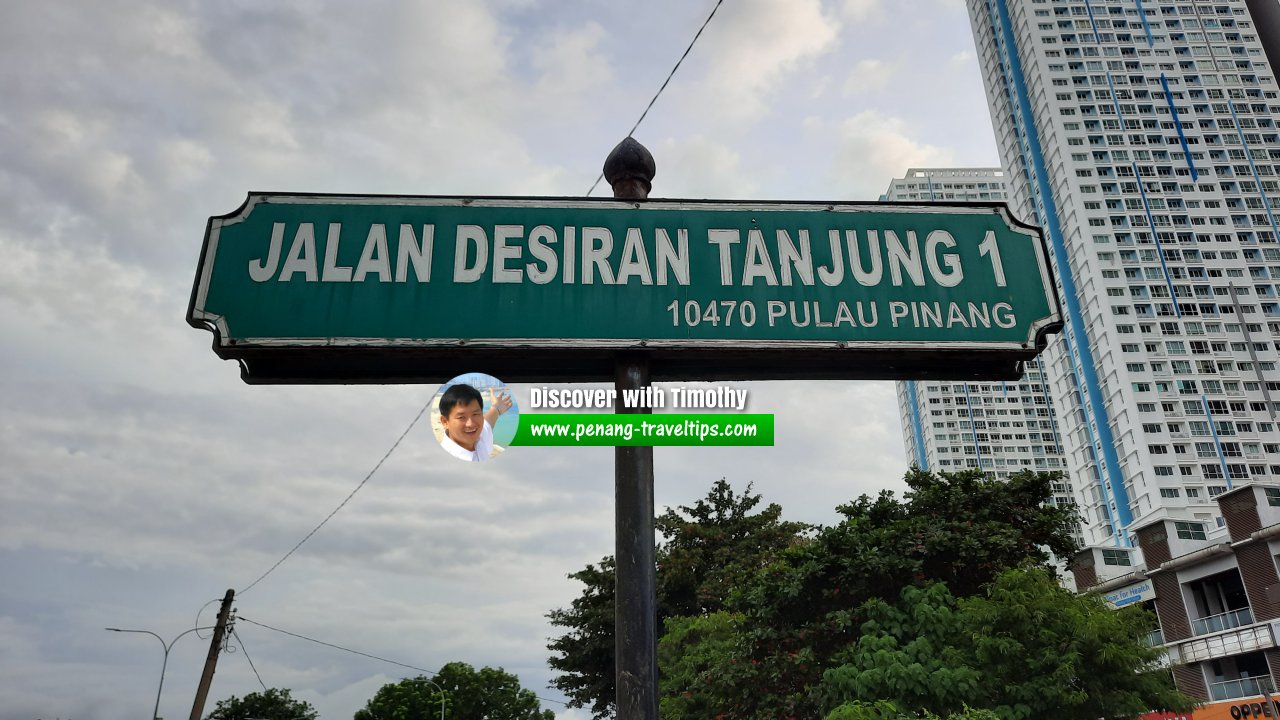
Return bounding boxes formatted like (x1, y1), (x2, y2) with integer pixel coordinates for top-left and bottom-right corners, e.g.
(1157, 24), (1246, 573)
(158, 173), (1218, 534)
(188, 194), (1061, 382)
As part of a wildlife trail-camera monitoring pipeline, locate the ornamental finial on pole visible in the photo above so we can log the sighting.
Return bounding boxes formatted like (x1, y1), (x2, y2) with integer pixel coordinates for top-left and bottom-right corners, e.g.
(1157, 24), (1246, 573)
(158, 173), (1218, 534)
(603, 137), (655, 200)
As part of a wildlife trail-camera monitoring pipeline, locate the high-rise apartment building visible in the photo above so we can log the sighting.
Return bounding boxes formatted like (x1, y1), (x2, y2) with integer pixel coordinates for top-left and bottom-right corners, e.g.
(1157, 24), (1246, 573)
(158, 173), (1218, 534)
(961, 2), (1280, 704)
(965, 0), (1280, 548)
(886, 169), (1080, 522)
(878, 167), (1010, 204)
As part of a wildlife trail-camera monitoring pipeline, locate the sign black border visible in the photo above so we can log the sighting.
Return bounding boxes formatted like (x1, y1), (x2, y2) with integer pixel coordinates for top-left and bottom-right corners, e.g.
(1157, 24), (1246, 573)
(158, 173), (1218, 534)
(188, 193), (1064, 383)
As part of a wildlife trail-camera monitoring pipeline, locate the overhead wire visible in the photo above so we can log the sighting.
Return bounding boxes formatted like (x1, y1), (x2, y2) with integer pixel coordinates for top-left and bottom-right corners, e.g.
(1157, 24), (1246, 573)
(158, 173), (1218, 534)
(238, 616), (567, 707)
(237, 398), (433, 595)
(231, 627), (270, 692)
(238, 616), (435, 675)
(584, 0), (727, 197)
(194, 596), (222, 640)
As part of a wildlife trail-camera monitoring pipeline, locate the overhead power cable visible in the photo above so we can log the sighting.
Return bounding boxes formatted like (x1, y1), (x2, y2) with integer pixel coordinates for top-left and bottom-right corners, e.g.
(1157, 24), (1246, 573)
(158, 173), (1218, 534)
(239, 616), (435, 675)
(238, 398), (433, 595)
(231, 627), (269, 692)
(194, 596), (221, 640)
(238, 616), (567, 707)
(585, 0), (727, 196)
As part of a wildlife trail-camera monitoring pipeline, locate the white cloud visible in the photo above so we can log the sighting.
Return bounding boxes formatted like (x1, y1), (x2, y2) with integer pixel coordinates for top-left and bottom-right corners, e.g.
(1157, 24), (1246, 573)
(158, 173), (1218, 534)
(653, 135), (762, 198)
(532, 22), (614, 108)
(824, 110), (957, 199)
(843, 58), (895, 95)
(842, 0), (885, 21)
(683, 0), (840, 125)
(155, 138), (216, 187)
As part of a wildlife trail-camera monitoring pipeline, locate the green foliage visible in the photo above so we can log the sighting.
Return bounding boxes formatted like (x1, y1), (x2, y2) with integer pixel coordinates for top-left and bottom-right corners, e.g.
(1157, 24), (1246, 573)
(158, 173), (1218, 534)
(824, 702), (1001, 720)
(819, 568), (1194, 720)
(353, 675), (447, 720)
(824, 700), (902, 720)
(354, 662), (554, 720)
(545, 557), (616, 719)
(959, 568), (1191, 719)
(655, 479), (809, 619)
(205, 687), (317, 720)
(821, 584), (981, 714)
(660, 469), (1082, 719)
(551, 470), (1143, 720)
(946, 711), (1003, 720)
(547, 479), (807, 718)
(657, 612), (743, 720)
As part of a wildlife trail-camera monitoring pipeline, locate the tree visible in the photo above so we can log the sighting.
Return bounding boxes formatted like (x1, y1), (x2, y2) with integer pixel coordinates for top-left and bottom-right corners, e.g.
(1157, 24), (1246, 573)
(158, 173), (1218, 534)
(353, 675), (446, 720)
(825, 701), (1001, 720)
(354, 662), (555, 720)
(205, 688), (317, 720)
(820, 568), (1193, 720)
(655, 479), (808, 620)
(658, 469), (1082, 719)
(547, 479), (807, 718)
(546, 557), (616, 719)
(820, 583), (981, 716)
(656, 612), (742, 720)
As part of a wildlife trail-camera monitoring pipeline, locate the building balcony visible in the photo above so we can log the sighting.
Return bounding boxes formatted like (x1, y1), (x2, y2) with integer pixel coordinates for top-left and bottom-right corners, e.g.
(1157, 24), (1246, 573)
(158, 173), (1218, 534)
(1209, 676), (1275, 702)
(1193, 607), (1254, 636)
(1173, 623), (1275, 664)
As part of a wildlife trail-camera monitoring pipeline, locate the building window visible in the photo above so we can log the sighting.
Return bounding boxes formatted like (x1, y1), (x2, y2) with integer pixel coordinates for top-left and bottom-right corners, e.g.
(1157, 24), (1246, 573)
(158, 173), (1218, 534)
(1175, 521), (1207, 540)
(1102, 549), (1132, 566)
(1266, 487), (1280, 507)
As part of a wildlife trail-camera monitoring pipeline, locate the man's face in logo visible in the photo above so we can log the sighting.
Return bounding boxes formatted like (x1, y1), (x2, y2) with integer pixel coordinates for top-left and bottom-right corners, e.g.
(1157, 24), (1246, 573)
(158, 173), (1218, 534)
(442, 399), (484, 451)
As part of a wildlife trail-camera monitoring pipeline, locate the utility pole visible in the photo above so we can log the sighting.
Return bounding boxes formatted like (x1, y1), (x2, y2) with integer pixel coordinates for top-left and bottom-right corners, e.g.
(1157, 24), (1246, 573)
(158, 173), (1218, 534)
(605, 137), (659, 720)
(189, 588), (234, 720)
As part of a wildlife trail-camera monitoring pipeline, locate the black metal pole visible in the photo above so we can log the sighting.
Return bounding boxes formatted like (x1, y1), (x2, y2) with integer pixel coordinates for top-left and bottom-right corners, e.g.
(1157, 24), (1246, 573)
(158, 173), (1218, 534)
(614, 354), (656, 720)
(605, 137), (658, 720)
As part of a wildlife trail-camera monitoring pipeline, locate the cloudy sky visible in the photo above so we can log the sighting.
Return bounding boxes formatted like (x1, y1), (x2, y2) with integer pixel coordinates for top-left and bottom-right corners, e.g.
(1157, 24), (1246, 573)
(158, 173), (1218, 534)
(0, 1), (1004, 717)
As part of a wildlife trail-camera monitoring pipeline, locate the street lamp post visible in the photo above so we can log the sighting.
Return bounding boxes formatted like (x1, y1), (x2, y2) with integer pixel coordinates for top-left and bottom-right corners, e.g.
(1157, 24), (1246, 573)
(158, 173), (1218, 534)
(403, 676), (447, 720)
(106, 626), (214, 720)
